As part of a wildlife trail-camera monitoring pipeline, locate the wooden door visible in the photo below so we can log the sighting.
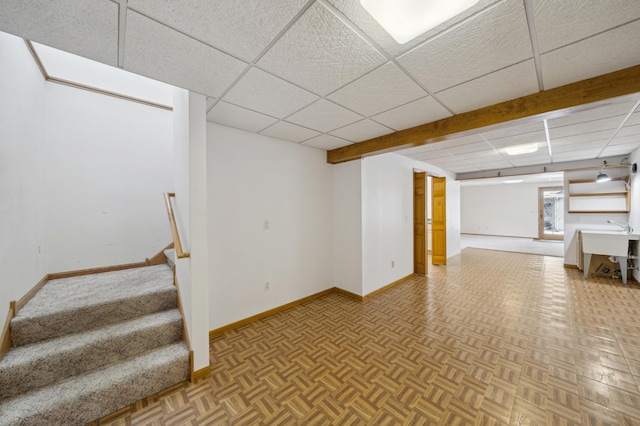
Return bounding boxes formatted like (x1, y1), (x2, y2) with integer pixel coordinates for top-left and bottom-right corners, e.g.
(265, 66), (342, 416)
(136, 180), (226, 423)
(413, 171), (427, 275)
(431, 177), (447, 265)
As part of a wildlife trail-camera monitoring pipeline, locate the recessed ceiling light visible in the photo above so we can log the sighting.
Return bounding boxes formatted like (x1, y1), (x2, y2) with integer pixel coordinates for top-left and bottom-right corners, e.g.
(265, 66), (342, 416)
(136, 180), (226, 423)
(360, 0), (480, 44)
(504, 143), (539, 156)
(504, 179), (523, 184)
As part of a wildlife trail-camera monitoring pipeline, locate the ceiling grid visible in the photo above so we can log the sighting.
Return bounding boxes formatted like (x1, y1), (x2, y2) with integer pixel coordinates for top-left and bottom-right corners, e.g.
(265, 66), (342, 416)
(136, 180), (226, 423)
(1, 0), (639, 171)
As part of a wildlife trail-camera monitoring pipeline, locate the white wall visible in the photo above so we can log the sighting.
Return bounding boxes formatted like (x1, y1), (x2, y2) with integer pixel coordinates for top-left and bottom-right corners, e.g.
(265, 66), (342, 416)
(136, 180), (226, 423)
(44, 83), (173, 272)
(447, 179), (462, 257)
(361, 154), (413, 295)
(564, 168), (630, 265)
(172, 89), (210, 371)
(628, 148), (640, 281)
(208, 123), (334, 329)
(333, 161), (363, 296)
(0, 32), (47, 322)
(361, 153), (460, 295)
(1, 30), (175, 332)
(460, 182), (560, 238)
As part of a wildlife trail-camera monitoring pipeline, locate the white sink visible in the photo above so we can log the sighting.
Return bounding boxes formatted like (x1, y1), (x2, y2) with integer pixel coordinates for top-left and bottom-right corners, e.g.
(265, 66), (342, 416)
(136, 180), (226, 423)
(581, 230), (640, 257)
(581, 230), (640, 285)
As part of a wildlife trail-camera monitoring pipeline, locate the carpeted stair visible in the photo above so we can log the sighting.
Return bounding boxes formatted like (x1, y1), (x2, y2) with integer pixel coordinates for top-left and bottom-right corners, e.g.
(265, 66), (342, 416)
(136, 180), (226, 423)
(164, 248), (176, 269)
(0, 264), (189, 425)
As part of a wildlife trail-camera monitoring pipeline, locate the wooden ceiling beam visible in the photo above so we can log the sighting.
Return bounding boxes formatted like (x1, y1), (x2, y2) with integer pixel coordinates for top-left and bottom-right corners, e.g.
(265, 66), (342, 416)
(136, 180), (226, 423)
(327, 64), (640, 164)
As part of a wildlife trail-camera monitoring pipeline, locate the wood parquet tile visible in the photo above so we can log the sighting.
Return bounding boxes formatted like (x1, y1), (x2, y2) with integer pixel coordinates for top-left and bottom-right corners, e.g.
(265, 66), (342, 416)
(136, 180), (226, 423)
(94, 248), (640, 425)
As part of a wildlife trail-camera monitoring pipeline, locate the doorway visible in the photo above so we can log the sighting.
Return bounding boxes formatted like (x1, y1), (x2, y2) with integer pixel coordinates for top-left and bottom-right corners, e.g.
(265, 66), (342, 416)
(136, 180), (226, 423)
(431, 177), (447, 264)
(538, 186), (564, 240)
(413, 171), (427, 275)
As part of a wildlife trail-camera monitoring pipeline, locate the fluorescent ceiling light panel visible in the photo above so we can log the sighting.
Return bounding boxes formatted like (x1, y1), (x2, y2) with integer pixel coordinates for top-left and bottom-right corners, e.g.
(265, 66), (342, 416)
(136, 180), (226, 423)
(504, 179), (524, 183)
(504, 143), (539, 156)
(360, 0), (480, 44)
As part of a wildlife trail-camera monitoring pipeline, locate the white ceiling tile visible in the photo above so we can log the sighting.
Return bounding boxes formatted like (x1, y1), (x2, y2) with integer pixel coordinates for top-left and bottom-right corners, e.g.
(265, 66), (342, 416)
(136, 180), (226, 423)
(326, 0), (500, 59)
(551, 140), (607, 153)
(257, 2), (385, 96)
(0, 0), (118, 65)
(600, 142), (640, 156)
(509, 156), (551, 167)
(442, 142), (493, 155)
(445, 164), (482, 173)
(532, 0), (640, 53)
(549, 117), (621, 139)
(397, 0), (532, 92)
(550, 130), (614, 146)
(372, 97), (452, 131)
(553, 149), (604, 162)
(426, 155), (469, 166)
(302, 134), (352, 150)
(480, 121), (545, 140)
(127, 0), (308, 62)
(287, 99), (362, 133)
(541, 20), (640, 89)
(487, 132), (548, 148)
(411, 150), (454, 161)
(124, 11), (247, 98)
(207, 101), (277, 133)
(436, 60), (539, 114)
(547, 101), (638, 128)
(610, 135), (640, 146)
(329, 119), (393, 142)
(259, 121), (320, 143)
(454, 150), (504, 162)
(223, 68), (318, 119)
(398, 143), (442, 157)
(626, 111), (640, 126)
(328, 63), (427, 117)
(473, 160), (514, 170)
(617, 124), (640, 138)
(433, 135), (484, 149)
(206, 98), (217, 111)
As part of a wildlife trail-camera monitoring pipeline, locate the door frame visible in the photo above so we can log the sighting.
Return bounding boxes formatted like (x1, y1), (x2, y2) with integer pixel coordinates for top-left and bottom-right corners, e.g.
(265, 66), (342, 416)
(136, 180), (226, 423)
(413, 170), (427, 275)
(431, 176), (447, 265)
(538, 186), (564, 240)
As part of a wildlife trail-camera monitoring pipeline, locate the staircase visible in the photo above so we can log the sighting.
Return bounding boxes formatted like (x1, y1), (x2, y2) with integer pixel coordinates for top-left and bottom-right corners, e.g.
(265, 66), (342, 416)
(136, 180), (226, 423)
(0, 261), (189, 425)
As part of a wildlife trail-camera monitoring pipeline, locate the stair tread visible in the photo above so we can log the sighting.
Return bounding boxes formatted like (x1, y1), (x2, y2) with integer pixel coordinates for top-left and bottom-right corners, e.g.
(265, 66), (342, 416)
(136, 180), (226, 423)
(14, 264), (174, 321)
(1, 309), (182, 372)
(0, 342), (189, 426)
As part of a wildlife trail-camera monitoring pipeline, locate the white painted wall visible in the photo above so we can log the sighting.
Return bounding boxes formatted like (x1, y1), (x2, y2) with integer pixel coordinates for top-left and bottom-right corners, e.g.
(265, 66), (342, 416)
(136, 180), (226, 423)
(361, 153), (460, 295)
(563, 168), (630, 265)
(447, 179), (462, 257)
(460, 182), (560, 238)
(172, 89), (191, 343)
(333, 161), (363, 296)
(187, 93), (209, 371)
(0, 31), (47, 322)
(44, 83), (173, 272)
(627, 147), (640, 281)
(361, 154), (413, 295)
(172, 89), (210, 371)
(208, 123), (334, 330)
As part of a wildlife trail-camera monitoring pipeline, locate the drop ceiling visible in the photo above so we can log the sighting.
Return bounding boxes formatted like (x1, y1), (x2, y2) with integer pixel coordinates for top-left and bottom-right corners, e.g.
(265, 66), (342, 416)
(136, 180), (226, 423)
(1, 0), (639, 176)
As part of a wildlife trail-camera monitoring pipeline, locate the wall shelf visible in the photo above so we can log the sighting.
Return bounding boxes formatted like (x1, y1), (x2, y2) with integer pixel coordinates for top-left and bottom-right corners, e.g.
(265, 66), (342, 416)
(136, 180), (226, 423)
(568, 177), (629, 213)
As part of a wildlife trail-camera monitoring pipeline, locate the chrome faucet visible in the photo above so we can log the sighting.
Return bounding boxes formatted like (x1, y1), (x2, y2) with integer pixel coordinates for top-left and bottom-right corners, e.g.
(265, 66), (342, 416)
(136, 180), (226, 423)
(607, 219), (633, 233)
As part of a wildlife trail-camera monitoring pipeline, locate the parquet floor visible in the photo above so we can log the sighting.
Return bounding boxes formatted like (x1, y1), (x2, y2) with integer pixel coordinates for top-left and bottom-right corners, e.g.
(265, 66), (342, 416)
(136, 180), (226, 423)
(95, 248), (640, 425)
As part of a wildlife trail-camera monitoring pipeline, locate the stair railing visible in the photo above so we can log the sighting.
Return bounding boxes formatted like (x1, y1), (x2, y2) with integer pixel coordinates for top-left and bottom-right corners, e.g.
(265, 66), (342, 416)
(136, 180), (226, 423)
(163, 193), (190, 259)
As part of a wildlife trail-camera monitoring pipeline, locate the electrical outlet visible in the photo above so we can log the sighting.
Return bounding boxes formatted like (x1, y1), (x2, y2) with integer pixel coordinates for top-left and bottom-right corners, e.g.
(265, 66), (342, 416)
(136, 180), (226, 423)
(264, 281), (270, 291)
(391, 260), (395, 268)
(264, 220), (269, 230)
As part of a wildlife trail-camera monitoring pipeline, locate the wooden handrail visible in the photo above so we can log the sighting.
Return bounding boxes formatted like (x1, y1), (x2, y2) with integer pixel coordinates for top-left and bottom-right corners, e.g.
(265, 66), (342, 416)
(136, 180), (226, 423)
(164, 193), (190, 259)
